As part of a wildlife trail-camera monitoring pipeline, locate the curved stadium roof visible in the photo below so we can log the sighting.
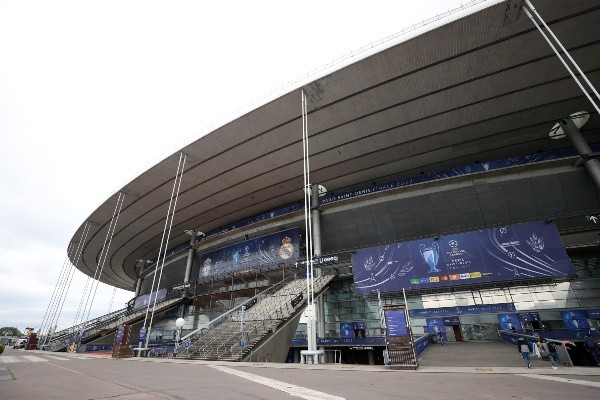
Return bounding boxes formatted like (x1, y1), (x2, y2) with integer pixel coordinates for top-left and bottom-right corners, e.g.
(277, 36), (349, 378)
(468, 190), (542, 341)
(70, 0), (600, 290)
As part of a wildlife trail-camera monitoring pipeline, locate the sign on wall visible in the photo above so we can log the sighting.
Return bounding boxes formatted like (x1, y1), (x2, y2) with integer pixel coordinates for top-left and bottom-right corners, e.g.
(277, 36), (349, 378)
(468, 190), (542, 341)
(352, 221), (574, 295)
(384, 308), (408, 337)
(199, 228), (299, 279)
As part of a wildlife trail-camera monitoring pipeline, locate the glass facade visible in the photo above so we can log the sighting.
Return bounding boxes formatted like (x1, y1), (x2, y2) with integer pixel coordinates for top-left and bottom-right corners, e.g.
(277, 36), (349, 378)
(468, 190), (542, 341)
(144, 246), (600, 345)
(317, 272), (600, 341)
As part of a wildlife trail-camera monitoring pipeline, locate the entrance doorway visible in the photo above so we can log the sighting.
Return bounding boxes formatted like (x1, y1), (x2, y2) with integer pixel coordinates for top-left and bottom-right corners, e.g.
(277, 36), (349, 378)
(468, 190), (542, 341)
(452, 325), (463, 341)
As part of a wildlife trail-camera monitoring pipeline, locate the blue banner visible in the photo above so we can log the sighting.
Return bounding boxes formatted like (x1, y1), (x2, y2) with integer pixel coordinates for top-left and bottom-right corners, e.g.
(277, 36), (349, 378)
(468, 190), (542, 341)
(441, 316), (461, 326)
(385, 309), (408, 337)
(588, 309), (600, 319)
(340, 323), (355, 338)
(518, 312), (540, 323)
(415, 335), (433, 355)
(426, 318), (447, 335)
(317, 337), (386, 346)
(133, 288), (167, 310)
(409, 303), (516, 318)
(199, 229), (299, 279)
(353, 221), (573, 295)
(115, 326), (124, 344)
(321, 148), (579, 205)
(138, 327), (147, 342)
(199, 204), (303, 242)
(561, 310), (590, 330)
(497, 314), (522, 331)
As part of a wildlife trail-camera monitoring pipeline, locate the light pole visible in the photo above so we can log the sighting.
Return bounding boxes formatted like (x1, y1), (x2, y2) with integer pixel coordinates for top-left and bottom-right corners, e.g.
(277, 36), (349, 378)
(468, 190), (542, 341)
(175, 317), (185, 353)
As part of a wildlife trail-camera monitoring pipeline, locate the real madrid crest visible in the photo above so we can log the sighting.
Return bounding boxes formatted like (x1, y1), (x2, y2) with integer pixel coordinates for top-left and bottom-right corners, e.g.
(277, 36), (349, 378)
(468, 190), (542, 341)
(279, 236), (294, 260)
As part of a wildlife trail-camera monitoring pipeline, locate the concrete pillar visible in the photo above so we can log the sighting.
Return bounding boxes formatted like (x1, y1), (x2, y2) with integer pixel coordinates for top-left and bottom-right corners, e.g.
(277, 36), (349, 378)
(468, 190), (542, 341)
(311, 185), (322, 259)
(311, 185), (327, 348)
(316, 294), (326, 339)
(134, 277), (143, 297)
(183, 231), (197, 284)
(560, 118), (600, 190)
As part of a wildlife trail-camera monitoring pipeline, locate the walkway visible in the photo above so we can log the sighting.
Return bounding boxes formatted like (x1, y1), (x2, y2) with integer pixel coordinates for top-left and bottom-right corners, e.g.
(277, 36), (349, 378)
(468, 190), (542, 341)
(2, 345), (600, 400)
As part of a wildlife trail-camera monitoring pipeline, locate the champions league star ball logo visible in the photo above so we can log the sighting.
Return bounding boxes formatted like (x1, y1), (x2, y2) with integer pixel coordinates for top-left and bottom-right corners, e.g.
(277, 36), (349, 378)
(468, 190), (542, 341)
(420, 242), (440, 273)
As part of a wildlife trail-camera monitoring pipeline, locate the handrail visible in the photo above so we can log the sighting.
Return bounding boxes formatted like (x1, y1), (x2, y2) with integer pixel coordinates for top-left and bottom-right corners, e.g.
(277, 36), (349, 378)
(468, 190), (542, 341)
(178, 270), (336, 361)
(43, 294), (182, 351)
(180, 273), (300, 342)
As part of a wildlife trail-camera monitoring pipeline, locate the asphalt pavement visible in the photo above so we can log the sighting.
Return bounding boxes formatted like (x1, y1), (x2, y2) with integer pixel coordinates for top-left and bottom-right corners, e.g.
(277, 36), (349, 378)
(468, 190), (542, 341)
(1, 342), (600, 400)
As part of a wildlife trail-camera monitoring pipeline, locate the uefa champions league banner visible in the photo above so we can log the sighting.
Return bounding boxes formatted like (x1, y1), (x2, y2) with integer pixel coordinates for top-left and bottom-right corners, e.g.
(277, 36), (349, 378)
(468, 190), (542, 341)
(199, 228), (299, 279)
(352, 221), (574, 295)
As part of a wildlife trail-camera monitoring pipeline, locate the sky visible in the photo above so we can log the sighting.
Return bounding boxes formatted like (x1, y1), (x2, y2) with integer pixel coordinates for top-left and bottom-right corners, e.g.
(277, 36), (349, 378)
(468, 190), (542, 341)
(0, 0), (473, 333)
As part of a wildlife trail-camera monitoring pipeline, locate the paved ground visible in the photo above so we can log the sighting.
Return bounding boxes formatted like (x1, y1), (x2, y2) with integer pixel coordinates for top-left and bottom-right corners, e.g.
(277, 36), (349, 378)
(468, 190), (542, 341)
(1, 343), (600, 400)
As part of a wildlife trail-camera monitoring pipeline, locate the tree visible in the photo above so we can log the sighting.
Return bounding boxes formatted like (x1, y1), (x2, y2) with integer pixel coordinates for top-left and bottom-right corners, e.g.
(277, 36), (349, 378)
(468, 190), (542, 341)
(0, 327), (23, 337)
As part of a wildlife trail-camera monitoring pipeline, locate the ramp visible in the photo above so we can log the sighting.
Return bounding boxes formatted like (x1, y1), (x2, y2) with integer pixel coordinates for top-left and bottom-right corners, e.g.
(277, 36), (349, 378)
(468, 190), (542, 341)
(43, 296), (183, 352)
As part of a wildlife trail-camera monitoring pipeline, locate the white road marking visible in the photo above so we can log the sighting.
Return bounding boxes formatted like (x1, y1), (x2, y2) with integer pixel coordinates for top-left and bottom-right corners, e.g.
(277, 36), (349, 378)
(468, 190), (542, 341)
(210, 365), (345, 400)
(0, 356), (20, 363)
(21, 355), (48, 362)
(68, 356), (92, 359)
(518, 373), (600, 388)
(44, 355), (70, 360)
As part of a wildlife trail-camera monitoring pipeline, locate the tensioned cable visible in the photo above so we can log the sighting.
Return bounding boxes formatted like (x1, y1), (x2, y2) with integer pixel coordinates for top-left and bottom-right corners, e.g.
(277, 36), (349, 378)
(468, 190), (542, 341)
(43, 221), (91, 347)
(145, 153), (187, 349)
(80, 193), (125, 336)
(139, 153), (184, 334)
(303, 91), (315, 306)
(302, 90), (319, 354)
(138, 152), (185, 353)
(42, 223), (89, 347)
(525, 0), (600, 104)
(39, 242), (74, 340)
(76, 193), (124, 329)
(72, 193), (123, 332)
(524, 3), (600, 116)
(107, 287), (117, 313)
(72, 275), (93, 330)
(302, 90), (311, 306)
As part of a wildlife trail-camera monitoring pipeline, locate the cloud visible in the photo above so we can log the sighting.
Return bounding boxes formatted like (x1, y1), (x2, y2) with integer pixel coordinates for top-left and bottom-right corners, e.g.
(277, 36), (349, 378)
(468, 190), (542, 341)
(0, 0), (467, 334)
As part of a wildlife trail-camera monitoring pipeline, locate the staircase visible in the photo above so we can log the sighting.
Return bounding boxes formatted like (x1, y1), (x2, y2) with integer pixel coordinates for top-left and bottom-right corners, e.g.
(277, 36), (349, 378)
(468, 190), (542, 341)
(42, 295), (183, 352)
(177, 272), (335, 361)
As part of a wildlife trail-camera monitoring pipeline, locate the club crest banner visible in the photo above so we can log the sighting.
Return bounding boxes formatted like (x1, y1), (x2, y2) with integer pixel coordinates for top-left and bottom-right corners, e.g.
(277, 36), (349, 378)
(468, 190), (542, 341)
(199, 228), (299, 279)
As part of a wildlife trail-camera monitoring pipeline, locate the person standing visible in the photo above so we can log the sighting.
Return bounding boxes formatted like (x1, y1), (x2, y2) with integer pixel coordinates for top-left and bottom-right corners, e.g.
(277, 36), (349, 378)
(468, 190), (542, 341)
(584, 335), (600, 366)
(517, 337), (531, 368)
(437, 330), (444, 346)
(538, 338), (558, 369)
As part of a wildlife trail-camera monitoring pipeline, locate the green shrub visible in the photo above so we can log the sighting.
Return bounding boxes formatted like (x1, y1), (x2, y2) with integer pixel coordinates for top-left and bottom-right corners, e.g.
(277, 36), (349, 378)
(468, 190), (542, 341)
(0, 344), (4, 355)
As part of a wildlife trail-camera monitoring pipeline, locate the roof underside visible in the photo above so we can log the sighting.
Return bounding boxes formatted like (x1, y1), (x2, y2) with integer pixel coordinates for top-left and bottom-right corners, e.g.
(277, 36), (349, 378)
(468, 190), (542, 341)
(70, 0), (600, 290)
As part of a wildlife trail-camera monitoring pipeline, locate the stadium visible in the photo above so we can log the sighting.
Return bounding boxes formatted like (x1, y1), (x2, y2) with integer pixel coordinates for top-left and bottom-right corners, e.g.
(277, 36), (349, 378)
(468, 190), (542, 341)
(39, 0), (600, 366)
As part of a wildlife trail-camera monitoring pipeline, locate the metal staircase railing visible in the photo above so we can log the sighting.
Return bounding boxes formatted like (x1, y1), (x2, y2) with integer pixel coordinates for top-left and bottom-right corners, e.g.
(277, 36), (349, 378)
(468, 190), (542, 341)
(177, 271), (335, 361)
(42, 292), (183, 352)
